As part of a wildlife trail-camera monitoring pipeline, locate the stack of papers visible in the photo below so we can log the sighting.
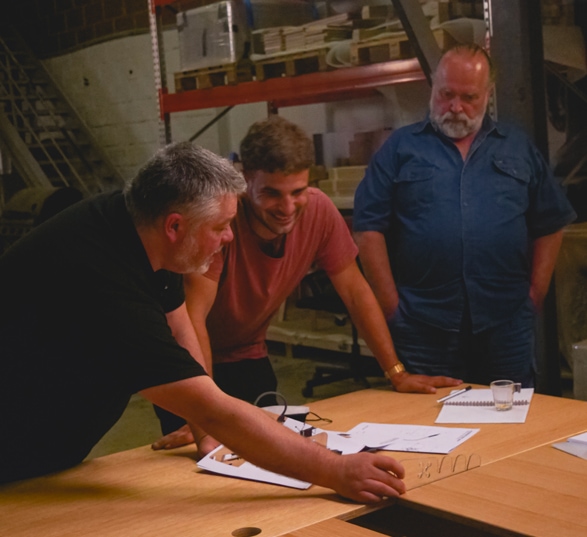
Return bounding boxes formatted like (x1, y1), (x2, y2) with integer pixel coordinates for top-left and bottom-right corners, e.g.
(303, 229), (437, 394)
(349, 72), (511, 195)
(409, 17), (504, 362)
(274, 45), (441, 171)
(252, 28), (285, 55)
(344, 422), (478, 454)
(197, 418), (478, 489)
(435, 388), (534, 424)
(552, 432), (587, 460)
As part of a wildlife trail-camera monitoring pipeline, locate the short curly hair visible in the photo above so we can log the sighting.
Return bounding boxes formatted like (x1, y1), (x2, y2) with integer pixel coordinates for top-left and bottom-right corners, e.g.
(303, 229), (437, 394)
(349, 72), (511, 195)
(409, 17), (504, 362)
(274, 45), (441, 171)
(239, 116), (315, 175)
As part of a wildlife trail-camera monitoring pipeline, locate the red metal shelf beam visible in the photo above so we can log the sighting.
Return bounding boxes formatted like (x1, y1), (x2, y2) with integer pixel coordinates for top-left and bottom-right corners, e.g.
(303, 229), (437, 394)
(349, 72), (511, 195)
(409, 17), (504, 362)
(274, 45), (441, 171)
(160, 58), (425, 114)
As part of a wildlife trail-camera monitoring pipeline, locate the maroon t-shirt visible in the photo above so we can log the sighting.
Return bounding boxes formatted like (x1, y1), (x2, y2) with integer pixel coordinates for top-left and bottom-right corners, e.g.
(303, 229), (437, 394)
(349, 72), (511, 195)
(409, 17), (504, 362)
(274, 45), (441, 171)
(205, 188), (358, 363)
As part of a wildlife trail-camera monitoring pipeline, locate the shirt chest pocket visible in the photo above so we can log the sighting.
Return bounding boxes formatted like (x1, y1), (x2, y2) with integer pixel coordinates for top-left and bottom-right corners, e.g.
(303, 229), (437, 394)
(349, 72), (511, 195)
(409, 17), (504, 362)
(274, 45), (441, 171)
(393, 166), (435, 215)
(492, 156), (531, 210)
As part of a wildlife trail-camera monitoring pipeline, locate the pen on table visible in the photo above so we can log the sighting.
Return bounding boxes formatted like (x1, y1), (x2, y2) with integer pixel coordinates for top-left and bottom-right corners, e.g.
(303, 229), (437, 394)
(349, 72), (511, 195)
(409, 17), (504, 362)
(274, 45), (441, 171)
(436, 385), (472, 403)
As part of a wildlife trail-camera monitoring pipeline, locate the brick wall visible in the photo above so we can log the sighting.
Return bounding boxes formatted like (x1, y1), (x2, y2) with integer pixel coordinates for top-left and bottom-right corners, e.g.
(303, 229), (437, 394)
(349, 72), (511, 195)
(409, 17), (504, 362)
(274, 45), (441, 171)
(7, 0), (209, 58)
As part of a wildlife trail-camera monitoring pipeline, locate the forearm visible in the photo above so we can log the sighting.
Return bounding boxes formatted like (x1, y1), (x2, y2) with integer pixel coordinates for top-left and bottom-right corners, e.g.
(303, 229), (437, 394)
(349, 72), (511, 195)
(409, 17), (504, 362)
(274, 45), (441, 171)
(330, 262), (462, 393)
(144, 377), (406, 501)
(330, 262), (405, 386)
(184, 272), (218, 375)
(530, 230), (564, 309)
(192, 319), (213, 375)
(166, 304), (208, 370)
(216, 405), (339, 486)
(353, 231), (398, 319)
(165, 303), (211, 442)
(343, 278), (400, 374)
(145, 378), (338, 485)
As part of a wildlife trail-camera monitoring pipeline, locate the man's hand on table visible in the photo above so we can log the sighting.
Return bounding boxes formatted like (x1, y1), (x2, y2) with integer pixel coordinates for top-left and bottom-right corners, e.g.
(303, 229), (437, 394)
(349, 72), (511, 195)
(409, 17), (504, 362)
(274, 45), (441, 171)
(329, 452), (406, 503)
(151, 424), (219, 458)
(391, 371), (462, 394)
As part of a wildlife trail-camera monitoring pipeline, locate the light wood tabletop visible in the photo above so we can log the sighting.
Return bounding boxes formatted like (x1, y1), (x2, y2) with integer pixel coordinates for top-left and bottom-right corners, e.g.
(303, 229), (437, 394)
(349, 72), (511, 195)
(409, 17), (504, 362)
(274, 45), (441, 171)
(0, 444), (363, 537)
(310, 386), (587, 467)
(1, 387), (585, 537)
(402, 443), (587, 537)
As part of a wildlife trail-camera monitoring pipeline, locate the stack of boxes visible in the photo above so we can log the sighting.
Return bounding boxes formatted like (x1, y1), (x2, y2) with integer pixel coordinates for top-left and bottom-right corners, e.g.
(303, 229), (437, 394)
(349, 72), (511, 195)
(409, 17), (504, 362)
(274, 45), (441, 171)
(313, 129), (391, 208)
(175, 0), (580, 78)
(177, 0), (317, 73)
(174, 0), (491, 84)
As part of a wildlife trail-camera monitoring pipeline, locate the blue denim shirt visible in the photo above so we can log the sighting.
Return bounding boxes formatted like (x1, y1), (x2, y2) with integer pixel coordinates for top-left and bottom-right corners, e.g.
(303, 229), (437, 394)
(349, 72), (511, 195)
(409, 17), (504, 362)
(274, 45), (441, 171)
(354, 115), (576, 332)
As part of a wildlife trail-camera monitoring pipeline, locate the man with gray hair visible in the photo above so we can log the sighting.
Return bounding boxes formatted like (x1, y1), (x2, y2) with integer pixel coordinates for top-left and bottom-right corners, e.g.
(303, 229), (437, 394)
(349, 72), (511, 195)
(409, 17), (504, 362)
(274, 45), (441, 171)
(0, 142), (406, 504)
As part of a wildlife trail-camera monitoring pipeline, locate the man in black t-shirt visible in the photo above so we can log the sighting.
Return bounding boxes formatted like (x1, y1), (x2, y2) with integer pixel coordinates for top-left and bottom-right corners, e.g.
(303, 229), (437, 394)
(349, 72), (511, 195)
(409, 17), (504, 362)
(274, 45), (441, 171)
(0, 142), (406, 504)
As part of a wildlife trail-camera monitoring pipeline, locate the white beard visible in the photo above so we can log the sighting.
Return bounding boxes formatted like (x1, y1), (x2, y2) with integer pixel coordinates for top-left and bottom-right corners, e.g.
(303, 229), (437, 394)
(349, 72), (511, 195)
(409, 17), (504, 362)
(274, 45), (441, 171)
(430, 110), (483, 139)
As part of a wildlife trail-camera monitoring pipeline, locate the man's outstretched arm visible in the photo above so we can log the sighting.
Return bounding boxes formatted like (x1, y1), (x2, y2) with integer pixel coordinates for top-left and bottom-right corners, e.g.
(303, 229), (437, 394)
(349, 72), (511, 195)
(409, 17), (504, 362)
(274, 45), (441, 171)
(142, 375), (406, 504)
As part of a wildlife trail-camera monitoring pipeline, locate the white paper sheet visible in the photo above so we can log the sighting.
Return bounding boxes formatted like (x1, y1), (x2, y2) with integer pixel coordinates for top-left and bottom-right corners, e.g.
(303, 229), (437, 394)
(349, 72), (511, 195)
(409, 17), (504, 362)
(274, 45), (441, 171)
(344, 423), (479, 454)
(435, 388), (534, 424)
(197, 443), (313, 489)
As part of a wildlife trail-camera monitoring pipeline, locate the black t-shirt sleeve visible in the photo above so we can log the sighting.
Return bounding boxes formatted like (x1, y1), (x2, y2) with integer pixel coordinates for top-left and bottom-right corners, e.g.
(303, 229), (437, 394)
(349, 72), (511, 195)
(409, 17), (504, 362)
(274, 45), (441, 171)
(90, 288), (206, 394)
(153, 270), (186, 313)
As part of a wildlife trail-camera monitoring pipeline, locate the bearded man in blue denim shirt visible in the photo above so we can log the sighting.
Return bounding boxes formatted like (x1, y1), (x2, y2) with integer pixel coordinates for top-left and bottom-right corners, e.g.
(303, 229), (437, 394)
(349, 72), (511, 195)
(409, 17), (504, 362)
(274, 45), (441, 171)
(353, 44), (576, 387)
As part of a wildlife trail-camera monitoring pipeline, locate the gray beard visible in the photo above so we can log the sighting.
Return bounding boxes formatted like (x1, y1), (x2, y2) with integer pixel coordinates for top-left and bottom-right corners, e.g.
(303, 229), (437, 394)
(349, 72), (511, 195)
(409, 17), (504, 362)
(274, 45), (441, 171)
(430, 110), (483, 139)
(194, 256), (213, 275)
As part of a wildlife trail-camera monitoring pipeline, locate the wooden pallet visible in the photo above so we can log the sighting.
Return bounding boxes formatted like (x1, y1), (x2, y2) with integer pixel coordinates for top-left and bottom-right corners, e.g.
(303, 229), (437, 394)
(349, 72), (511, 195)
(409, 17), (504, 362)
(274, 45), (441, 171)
(350, 36), (405, 66)
(350, 29), (454, 66)
(254, 48), (330, 81)
(174, 61), (253, 92)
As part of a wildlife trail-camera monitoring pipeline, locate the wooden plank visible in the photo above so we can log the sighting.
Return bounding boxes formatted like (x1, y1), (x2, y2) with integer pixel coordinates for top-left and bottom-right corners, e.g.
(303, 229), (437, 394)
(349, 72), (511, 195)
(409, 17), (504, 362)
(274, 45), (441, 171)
(350, 36), (404, 66)
(174, 61), (253, 92)
(350, 29), (455, 66)
(405, 444), (587, 537)
(254, 49), (330, 81)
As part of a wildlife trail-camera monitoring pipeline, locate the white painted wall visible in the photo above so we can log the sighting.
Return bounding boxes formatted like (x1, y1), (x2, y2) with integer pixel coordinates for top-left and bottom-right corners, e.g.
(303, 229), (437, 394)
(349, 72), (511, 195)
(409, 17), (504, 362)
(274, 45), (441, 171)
(42, 29), (430, 181)
(42, 30), (220, 182)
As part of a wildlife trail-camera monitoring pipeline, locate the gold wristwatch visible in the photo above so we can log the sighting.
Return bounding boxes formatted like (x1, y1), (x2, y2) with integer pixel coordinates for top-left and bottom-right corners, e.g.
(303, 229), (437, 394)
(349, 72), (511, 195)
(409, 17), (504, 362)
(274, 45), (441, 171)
(384, 362), (406, 381)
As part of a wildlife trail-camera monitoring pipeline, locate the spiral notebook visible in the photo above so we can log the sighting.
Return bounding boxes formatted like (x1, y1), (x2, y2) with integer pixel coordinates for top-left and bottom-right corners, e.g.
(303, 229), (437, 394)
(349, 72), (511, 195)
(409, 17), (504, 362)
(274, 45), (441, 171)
(435, 388), (534, 424)
(552, 432), (587, 460)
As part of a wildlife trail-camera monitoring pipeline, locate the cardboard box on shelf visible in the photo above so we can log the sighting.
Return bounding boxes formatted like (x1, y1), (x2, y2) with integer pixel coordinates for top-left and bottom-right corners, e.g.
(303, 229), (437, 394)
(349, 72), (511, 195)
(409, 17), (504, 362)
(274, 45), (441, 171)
(317, 165), (366, 205)
(328, 165), (367, 195)
(177, 2), (248, 72)
(348, 130), (390, 165)
(313, 131), (356, 168)
(314, 129), (391, 169)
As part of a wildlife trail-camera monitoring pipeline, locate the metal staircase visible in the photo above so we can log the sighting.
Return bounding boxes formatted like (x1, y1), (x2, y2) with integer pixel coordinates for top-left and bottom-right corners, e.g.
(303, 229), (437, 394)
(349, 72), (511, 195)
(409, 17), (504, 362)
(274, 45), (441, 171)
(0, 24), (124, 251)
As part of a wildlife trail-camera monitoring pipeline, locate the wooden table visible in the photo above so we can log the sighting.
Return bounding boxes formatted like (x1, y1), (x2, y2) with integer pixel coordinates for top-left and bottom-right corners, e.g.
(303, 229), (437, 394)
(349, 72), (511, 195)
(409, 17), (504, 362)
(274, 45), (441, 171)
(1, 388), (586, 537)
(397, 444), (587, 537)
(311, 386), (587, 468)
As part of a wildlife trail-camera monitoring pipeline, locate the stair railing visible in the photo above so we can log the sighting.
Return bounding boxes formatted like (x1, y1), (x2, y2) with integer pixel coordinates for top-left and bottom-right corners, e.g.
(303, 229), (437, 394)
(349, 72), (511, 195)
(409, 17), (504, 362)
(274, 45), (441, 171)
(0, 34), (107, 196)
